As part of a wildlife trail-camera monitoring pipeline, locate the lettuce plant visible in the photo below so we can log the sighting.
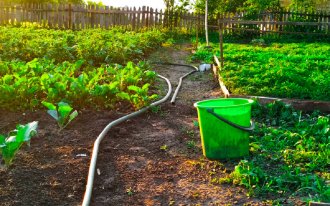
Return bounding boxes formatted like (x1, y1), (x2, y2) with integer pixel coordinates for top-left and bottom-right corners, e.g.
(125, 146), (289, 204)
(0, 121), (38, 167)
(42, 101), (78, 130)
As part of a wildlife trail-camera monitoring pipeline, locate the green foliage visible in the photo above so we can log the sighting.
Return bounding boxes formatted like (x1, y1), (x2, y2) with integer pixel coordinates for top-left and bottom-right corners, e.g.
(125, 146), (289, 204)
(0, 59), (157, 111)
(126, 187), (134, 196)
(86, 0), (104, 7)
(186, 140), (197, 149)
(0, 27), (165, 66)
(0, 121), (38, 167)
(0, 27), (166, 111)
(194, 0), (244, 14)
(190, 45), (214, 63)
(192, 42), (330, 101)
(194, 0), (280, 14)
(42, 101), (78, 130)
(219, 101), (330, 202)
(117, 83), (158, 109)
(289, 0), (329, 10)
(160, 144), (168, 151)
(239, 0), (281, 18)
(192, 0), (325, 18)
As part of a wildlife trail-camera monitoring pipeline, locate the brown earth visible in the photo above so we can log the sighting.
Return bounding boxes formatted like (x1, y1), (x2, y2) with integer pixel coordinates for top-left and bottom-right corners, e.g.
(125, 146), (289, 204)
(0, 44), (300, 206)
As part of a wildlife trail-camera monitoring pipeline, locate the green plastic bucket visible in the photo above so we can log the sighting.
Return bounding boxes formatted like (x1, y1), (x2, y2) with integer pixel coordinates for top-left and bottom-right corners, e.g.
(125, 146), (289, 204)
(194, 98), (254, 159)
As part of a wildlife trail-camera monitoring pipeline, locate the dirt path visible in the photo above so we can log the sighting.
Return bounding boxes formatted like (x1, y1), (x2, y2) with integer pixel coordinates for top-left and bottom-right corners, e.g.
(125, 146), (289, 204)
(0, 44), (274, 206)
(91, 45), (266, 205)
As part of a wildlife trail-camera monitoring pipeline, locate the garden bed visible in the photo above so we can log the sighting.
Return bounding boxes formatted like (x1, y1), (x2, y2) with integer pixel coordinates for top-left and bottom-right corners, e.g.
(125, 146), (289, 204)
(192, 41), (330, 101)
(0, 35), (329, 205)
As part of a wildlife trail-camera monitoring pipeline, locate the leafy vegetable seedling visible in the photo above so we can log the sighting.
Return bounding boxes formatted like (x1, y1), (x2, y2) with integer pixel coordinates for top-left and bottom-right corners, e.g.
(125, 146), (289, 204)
(42, 101), (78, 130)
(0, 121), (38, 167)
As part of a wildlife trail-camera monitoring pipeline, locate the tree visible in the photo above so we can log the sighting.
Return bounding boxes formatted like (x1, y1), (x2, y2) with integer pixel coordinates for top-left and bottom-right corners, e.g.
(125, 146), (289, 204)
(289, 0), (329, 10)
(164, 0), (175, 11)
(194, 0), (246, 14)
(194, 0), (282, 14)
(86, 0), (104, 7)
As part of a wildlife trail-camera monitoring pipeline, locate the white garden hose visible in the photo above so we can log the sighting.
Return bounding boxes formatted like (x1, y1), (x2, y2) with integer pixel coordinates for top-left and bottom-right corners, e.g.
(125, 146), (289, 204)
(151, 62), (199, 104)
(170, 68), (198, 104)
(82, 74), (172, 206)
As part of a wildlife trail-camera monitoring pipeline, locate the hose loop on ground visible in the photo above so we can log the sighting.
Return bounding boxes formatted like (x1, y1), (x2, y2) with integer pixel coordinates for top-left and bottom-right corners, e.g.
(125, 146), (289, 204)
(152, 62), (199, 104)
(82, 74), (172, 206)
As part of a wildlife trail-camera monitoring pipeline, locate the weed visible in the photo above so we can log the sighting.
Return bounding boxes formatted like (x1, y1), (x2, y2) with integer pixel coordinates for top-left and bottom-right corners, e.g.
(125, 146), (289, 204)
(182, 127), (195, 138)
(126, 187), (134, 196)
(150, 105), (161, 114)
(193, 120), (199, 127)
(186, 140), (197, 150)
(169, 199), (175, 206)
(150, 105), (167, 117)
(160, 145), (168, 151)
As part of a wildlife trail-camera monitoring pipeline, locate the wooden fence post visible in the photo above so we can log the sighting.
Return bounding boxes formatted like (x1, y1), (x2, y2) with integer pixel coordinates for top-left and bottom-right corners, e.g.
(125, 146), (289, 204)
(218, 14), (224, 68)
(155, 8), (158, 27)
(68, 3), (72, 29)
(195, 13), (199, 50)
(158, 9), (163, 28)
(150, 7), (154, 28)
(132, 6), (135, 29)
(137, 7), (141, 30)
(141, 6), (145, 28)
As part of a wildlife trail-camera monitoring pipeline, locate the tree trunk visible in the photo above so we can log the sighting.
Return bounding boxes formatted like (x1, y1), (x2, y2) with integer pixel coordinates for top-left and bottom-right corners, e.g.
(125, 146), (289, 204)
(205, 0), (209, 46)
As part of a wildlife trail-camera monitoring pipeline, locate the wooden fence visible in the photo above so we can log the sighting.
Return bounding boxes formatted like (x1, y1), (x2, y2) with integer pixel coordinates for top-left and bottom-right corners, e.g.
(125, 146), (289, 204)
(215, 10), (330, 35)
(0, 1), (200, 30)
(0, 1), (329, 35)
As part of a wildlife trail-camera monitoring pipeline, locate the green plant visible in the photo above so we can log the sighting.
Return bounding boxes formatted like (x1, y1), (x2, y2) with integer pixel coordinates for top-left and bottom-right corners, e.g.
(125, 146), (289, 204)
(186, 140), (197, 149)
(0, 121), (38, 167)
(0, 27), (166, 65)
(42, 101), (78, 130)
(0, 59), (158, 111)
(215, 101), (330, 202)
(183, 128), (195, 138)
(190, 45), (214, 64)
(117, 83), (158, 109)
(126, 187), (134, 196)
(160, 145), (168, 151)
(150, 105), (161, 114)
(193, 120), (199, 127)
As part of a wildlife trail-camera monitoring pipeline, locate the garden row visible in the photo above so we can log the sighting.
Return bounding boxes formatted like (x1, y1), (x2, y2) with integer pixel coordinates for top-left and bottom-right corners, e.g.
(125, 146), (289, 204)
(191, 39), (329, 203)
(0, 59), (158, 110)
(0, 26), (166, 66)
(191, 41), (330, 101)
(0, 27), (172, 111)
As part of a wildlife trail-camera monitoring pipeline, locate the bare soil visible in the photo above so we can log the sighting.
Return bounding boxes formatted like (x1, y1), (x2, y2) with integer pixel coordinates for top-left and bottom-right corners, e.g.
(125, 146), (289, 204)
(0, 44), (297, 206)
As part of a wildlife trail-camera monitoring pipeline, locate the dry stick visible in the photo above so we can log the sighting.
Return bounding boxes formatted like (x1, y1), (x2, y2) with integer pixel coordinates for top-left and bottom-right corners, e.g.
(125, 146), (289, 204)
(309, 202), (330, 206)
(214, 55), (230, 98)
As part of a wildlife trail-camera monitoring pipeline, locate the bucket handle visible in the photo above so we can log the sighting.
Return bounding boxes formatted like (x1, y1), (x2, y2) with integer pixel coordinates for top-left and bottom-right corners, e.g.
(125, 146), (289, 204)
(206, 108), (255, 132)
